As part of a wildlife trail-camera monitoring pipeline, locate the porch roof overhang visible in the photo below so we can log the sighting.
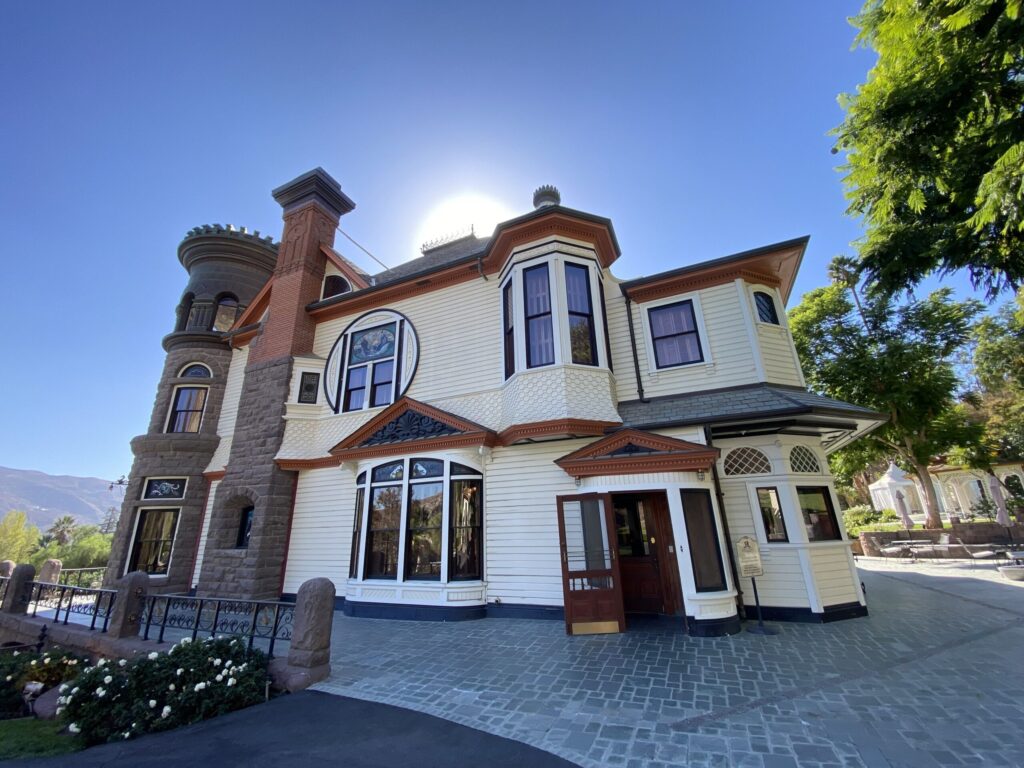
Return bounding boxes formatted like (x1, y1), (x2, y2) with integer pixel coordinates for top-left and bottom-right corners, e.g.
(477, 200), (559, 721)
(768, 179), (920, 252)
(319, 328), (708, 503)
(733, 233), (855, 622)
(555, 428), (720, 479)
(327, 397), (498, 461)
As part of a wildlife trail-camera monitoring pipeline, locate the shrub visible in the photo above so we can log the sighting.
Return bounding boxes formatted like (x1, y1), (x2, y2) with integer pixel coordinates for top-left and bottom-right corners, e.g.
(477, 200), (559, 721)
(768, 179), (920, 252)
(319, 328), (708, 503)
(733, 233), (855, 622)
(59, 637), (268, 745)
(0, 647), (85, 720)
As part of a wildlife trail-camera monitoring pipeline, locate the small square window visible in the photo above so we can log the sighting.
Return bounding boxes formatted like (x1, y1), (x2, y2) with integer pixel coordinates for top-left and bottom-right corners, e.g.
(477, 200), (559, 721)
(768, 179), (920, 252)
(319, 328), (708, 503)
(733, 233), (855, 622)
(298, 372), (320, 404)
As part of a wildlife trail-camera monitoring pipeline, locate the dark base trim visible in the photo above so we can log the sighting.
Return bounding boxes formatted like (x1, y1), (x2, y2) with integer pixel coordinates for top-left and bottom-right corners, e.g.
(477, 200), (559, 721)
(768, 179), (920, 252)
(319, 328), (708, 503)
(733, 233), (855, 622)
(280, 592), (346, 611)
(343, 600), (486, 622)
(743, 603), (868, 623)
(486, 603), (564, 620)
(686, 614), (742, 637)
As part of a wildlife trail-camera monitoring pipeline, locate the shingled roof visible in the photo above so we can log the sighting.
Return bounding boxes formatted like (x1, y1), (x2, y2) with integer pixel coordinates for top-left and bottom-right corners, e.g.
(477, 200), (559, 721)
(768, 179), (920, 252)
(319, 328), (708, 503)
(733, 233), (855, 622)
(617, 384), (885, 430)
(372, 234), (490, 286)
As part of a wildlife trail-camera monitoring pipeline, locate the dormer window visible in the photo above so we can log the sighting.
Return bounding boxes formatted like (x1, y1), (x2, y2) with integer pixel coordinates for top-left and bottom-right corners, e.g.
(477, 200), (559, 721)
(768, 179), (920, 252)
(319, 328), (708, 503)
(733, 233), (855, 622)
(211, 294), (239, 332)
(322, 275), (351, 300)
(502, 255), (607, 378)
(753, 291), (780, 325)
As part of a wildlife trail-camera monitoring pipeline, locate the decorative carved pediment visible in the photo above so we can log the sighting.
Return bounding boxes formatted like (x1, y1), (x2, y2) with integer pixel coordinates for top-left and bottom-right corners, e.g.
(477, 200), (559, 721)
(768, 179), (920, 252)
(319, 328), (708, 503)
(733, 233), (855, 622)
(329, 397), (497, 460)
(555, 428), (720, 478)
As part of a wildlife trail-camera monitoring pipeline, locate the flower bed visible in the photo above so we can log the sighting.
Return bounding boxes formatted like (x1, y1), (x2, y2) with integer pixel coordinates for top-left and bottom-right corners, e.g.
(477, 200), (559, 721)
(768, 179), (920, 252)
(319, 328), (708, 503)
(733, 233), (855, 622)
(0, 648), (84, 720)
(58, 636), (269, 746)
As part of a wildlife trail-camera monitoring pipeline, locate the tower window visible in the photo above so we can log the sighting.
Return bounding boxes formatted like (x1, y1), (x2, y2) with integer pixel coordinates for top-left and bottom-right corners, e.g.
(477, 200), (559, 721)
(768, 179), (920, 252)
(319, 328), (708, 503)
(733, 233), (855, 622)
(323, 275), (351, 299)
(211, 294), (239, 332)
(166, 386), (207, 433)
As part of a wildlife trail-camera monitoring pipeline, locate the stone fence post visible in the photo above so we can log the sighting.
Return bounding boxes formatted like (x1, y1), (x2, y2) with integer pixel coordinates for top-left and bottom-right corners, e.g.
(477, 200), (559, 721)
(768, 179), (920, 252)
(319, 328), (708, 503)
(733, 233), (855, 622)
(1, 564), (36, 614)
(0, 560), (14, 578)
(274, 577), (335, 690)
(38, 559), (62, 584)
(107, 571), (150, 639)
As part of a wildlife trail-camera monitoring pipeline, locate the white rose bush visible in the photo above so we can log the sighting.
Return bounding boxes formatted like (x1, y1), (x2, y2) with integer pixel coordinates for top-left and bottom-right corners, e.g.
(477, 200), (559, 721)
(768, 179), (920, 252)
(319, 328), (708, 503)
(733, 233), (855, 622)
(0, 646), (85, 719)
(59, 637), (268, 745)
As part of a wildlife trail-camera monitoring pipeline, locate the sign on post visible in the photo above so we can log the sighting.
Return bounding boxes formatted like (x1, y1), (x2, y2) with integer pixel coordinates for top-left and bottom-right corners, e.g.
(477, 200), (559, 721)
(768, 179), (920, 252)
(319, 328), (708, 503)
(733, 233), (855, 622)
(735, 536), (763, 578)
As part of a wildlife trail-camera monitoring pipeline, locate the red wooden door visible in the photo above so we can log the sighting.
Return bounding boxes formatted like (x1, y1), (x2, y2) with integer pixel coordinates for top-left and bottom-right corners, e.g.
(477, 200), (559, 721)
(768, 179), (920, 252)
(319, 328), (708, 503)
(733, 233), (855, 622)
(615, 495), (665, 614)
(556, 494), (626, 635)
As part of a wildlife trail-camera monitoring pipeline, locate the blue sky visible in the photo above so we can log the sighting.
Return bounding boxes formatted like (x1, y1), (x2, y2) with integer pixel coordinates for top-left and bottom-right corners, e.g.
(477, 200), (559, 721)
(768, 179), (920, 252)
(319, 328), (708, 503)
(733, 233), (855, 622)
(0, 1), (978, 481)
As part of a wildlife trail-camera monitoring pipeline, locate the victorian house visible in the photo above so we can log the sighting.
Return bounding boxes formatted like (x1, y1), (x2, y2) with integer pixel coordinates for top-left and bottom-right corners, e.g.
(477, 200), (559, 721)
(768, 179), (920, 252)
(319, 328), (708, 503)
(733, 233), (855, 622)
(107, 168), (883, 636)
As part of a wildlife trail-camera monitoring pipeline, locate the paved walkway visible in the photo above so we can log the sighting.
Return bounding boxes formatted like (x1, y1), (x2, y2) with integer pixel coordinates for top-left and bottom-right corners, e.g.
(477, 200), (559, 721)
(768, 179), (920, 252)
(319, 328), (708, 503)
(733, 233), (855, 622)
(315, 559), (1024, 767)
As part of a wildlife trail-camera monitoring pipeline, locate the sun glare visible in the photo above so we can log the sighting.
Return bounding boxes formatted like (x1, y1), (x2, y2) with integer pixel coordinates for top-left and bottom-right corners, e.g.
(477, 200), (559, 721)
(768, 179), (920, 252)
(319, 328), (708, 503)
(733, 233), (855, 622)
(414, 193), (516, 254)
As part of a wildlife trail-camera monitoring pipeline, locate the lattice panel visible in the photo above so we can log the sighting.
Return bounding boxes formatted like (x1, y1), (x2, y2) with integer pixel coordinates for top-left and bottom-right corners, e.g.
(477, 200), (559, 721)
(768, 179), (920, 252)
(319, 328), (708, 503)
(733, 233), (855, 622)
(790, 445), (821, 474)
(723, 447), (772, 476)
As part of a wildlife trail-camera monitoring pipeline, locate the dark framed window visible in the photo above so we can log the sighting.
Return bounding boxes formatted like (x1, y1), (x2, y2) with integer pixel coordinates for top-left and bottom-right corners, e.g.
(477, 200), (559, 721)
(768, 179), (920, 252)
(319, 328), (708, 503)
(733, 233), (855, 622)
(565, 263), (597, 365)
(524, 264), (554, 368)
(648, 300), (704, 368)
(211, 294), (239, 332)
(405, 481), (443, 580)
(755, 487), (789, 542)
(180, 363), (211, 378)
(365, 485), (402, 579)
(343, 322), (397, 412)
(796, 486), (842, 541)
(503, 281), (515, 379)
(143, 478), (186, 500)
(680, 490), (727, 592)
(753, 291), (780, 325)
(128, 509), (179, 575)
(166, 387), (207, 433)
(322, 275), (350, 299)
(450, 476), (482, 580)
(349, 476), (365, 579)
(298, 372), (320, 404)
(235, 506), (254, 548)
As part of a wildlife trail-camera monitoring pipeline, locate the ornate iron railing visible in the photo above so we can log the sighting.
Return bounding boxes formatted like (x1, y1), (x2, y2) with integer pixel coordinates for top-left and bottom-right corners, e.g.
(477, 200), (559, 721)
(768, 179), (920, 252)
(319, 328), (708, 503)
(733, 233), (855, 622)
(141, 595), (294, 658)
(25, 581), (117, 633)
(0, 576), (8, 604)
(58, 567), (107, 588)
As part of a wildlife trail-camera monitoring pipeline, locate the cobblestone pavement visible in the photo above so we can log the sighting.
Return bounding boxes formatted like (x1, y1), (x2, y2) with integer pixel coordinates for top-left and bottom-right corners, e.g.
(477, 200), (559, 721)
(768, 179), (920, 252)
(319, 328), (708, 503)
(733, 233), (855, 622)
(315, 560), (1024, 767)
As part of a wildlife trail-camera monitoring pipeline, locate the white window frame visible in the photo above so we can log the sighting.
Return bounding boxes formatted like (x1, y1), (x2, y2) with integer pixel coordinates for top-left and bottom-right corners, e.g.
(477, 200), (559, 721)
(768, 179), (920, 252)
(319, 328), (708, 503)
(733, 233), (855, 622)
(341, 320), (401, 413)
(501, 253), (609, 377)
(165, 384), (209, 433)
(177, 362), (212, 378)
(640, 292), (713, 373)
(124, 506), (180, 578)
(141, 477), (188, 501)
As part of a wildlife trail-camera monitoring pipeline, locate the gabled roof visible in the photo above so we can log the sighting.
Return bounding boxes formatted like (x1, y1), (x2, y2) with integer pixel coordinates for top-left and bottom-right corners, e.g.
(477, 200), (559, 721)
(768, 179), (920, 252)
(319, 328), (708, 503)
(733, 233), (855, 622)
(320, 244), (372, 290)
(328, 397), (497, 460)
(555, 429), (720, 478)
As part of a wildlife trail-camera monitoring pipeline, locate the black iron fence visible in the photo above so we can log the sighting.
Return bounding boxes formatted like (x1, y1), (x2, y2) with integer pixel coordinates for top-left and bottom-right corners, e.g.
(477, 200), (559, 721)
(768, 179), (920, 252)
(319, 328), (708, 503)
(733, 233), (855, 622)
(57, 568), (107, 588)
(141, 595), (294, 658)
(24, 581), (117, 633)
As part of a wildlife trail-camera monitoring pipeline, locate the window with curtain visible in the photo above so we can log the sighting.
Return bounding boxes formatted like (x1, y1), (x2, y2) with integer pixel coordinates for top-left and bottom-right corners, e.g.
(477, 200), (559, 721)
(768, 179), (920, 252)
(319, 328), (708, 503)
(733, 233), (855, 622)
(648, 300), (704, 368)
(166, 387), (207, 433)
(524, 264), (554, 367)
(565, 263), (597, 365)
(128, 509), (179, 575)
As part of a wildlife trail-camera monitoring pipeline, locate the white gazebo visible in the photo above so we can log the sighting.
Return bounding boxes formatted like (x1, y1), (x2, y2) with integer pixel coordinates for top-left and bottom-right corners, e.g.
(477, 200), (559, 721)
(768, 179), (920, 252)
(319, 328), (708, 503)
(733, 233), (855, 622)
(869, 463), (924, 514)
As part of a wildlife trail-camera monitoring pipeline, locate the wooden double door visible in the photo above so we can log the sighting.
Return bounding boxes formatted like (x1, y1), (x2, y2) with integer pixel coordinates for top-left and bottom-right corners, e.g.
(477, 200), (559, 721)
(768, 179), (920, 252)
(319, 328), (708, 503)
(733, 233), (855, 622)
(556, 491), (683, 636)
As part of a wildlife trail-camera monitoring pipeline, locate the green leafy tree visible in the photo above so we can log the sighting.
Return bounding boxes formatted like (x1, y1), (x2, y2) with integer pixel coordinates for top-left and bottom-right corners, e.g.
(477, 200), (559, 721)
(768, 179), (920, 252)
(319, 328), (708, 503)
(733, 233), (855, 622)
(790, 264), (985, 527)
(0, 511), (42, 564)
(46, 514), (78, 547)
(834, 0), (1024, 297)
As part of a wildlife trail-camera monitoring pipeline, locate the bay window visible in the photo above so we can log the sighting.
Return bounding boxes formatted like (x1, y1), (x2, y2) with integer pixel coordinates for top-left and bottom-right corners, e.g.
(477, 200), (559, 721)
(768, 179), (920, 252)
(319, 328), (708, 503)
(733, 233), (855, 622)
(352, 458), (483, 583)
(501, 255), (607, 375)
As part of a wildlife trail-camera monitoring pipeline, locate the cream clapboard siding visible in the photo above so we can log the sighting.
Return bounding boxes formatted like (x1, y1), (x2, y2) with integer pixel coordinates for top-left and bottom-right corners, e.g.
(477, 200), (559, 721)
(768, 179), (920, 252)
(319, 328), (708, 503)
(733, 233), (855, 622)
(485, 440), (588, 606)
(206, 346), (249, 473)
(757, 325), (804, 387)
(718, 482), (811, 608)
(808, 546), (860, 606)
(312, 277), (503, 404)
(191, 480), (219, 589)
(281, 467), (353, 594)
(632, 284), (759, 400)
(604, 282), (640, 403)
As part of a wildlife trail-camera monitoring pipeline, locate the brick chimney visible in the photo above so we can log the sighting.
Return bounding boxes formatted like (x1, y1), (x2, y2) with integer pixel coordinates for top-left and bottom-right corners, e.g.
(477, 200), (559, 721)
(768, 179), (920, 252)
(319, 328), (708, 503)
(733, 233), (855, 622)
(249, 168), (355, 363)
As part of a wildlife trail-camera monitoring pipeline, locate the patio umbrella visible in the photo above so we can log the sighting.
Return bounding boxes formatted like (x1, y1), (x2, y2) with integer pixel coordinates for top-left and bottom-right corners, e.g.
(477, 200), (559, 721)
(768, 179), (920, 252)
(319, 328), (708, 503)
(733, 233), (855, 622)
(988, 474), (1011, 527)
(894, 491), (914, 529)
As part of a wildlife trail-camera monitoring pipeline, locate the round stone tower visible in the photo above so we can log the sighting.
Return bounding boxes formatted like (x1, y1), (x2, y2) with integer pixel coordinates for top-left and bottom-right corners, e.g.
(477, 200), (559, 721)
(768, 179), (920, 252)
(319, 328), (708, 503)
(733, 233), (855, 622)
(106, 226), (278, 593)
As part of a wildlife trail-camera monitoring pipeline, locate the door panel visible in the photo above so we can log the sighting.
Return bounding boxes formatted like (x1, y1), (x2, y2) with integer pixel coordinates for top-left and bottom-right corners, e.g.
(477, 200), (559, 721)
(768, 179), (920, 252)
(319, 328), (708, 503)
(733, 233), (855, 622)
(615, 496), (664, 614)
(556, 494), (625, 635)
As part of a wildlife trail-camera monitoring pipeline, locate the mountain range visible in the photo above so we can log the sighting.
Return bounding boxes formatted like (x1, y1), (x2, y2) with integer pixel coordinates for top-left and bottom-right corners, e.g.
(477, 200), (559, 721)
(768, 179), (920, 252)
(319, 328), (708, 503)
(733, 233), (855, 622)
(0, 466), (123, 529)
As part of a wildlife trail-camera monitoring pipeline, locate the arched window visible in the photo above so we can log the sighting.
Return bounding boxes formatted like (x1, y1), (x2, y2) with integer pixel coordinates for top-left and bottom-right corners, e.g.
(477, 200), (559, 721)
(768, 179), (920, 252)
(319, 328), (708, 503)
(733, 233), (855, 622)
(789, 446), (821, 474)
(753, 291), (780, 325)
(211, 294), (239, 332)
(236, 506), (254, 548)
(179, 363), (212, 378)
(723, 447), (772, 476)
(352, 458), (483, 583)
(322, 275), (351, 300)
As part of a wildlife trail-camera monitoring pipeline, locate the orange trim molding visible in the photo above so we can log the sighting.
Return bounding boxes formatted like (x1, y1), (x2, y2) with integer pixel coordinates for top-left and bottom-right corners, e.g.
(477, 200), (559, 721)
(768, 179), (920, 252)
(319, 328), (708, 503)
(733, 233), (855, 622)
(276, 456), (344, 471)
(203, 470), (227, 481)
(232, 279), (273, 330)
(481, 212), (619, 274)
(626, 266), (782, 304)
(329, 396), (498, 459)
(498, 418), (620, 446)
(554, 428), (720, 478)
